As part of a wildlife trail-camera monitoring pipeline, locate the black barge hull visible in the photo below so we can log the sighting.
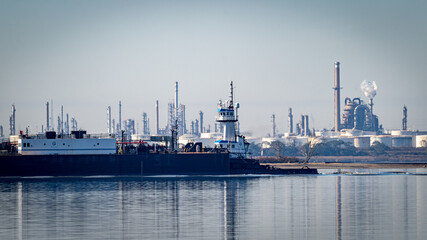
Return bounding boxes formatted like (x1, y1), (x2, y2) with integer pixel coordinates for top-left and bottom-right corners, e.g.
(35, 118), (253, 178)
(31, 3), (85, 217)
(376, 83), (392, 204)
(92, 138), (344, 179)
(0, 153), (230, 176)
(0, 153), (317, 177)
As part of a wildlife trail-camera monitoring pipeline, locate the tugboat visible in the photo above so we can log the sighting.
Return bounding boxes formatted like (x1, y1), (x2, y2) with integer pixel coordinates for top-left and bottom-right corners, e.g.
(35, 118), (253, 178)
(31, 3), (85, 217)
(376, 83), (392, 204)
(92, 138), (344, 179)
(214, 81), (249, 159)
(0, 82), (317, 177)
(215, 82), (317, 174)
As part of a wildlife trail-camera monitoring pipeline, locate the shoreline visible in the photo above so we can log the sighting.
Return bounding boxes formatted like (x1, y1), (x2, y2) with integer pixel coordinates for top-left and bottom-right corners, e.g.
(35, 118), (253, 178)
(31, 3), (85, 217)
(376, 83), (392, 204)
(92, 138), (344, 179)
(265, 162), (427, 169)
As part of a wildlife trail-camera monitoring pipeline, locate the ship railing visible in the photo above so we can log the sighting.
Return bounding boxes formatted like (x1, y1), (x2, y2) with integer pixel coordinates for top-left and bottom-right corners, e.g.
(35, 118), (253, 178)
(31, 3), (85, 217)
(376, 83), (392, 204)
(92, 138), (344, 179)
(84, 133), (115, 139)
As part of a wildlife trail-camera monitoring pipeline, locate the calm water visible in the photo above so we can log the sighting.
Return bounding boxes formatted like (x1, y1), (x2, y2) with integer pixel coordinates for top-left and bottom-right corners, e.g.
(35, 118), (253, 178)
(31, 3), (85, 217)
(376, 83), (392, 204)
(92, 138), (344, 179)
(1, 169), (427, 240)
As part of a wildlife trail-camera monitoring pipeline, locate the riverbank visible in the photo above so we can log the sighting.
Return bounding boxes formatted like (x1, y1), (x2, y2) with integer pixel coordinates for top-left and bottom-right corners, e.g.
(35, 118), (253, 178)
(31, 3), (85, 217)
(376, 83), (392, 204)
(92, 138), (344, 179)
(265, 162), (427, 169)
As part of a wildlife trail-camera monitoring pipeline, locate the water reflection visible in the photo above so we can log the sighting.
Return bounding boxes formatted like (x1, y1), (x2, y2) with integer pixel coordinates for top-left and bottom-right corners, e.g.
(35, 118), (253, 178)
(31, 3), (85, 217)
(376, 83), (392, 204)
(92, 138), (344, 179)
(336, 176), (342, 240)
(0, 174), (426, 239)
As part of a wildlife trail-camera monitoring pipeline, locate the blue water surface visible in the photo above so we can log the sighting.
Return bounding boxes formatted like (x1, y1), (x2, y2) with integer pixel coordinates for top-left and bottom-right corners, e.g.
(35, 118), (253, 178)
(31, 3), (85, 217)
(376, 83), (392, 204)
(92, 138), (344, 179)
(1, 170), (427, 240)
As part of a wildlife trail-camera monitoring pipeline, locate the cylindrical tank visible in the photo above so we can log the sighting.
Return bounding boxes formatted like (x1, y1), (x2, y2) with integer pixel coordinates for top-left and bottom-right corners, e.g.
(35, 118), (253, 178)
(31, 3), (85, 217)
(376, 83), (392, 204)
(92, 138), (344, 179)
(294, 137), (309, 147)
(334, 136), (355, 145)
(391, 130), (417, 136)
(392, 136), (413, 148)
(354, 136), (370, 148)
(370, 135), (392, 147)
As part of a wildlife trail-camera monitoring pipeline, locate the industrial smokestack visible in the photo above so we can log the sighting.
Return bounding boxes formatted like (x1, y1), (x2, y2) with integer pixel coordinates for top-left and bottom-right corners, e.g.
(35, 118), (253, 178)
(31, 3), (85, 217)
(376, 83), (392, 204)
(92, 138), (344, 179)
(272, 113), (276, 137)
(107, 106), (112, 134)
(57, 116), (61, 133)
(305, 115), (309, 136)
(112, 119), (115, 134)
(175, 82), (179, 119)
(142, 112), (149, 135)
(119, 101), (122, 131)
(9, 104), (16, 135)
(50, 99), (54, 131)
(288, 108), (293, 134)
(155, 100), (159, 135)
(334, 62), (341, 132)
(199, 111), (204, 134)
(301, 115), (305, 136)
(61, 105), (64, 134)
(66, 113), (69, 134)
(191, 121), (195, 135)
(46, 102), (50, 131)
(195, 119), (199, 136)
(181, 105), (186, 134)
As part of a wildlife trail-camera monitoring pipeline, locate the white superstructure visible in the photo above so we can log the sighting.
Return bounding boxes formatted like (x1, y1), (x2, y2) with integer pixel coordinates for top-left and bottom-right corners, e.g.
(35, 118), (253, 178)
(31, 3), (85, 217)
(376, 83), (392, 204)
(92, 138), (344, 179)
(214, 82), (249, 158)
(17, 132), (116, 155)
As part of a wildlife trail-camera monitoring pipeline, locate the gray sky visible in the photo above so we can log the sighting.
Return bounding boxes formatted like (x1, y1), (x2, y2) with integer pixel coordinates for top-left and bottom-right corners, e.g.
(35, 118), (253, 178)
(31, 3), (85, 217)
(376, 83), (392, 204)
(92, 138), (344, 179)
(1, 0), (426, 137)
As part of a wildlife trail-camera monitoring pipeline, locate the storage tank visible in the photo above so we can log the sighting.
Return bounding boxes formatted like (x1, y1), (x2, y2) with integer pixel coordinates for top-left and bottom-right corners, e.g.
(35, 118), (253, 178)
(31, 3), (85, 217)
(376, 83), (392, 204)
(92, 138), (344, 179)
(370, 135), (392, 147)
(415, 135), (427, 148)
(294, 137), (309, 147)
(392, 136), (413, 148)
(331, 136), (354, 145)
(391, 130), (418, 136)
(354, 136), (370, 148)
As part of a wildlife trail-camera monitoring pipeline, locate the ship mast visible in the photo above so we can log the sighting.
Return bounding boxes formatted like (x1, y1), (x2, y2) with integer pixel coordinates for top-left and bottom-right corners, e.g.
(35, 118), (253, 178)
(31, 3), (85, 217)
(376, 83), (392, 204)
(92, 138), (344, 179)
(229, 81), (234, 109)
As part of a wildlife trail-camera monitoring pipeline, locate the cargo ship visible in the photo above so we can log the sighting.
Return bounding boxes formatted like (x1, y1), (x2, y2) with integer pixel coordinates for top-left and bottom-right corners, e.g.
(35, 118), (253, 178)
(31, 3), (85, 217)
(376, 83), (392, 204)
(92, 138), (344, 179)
(0, 82), (317, 176)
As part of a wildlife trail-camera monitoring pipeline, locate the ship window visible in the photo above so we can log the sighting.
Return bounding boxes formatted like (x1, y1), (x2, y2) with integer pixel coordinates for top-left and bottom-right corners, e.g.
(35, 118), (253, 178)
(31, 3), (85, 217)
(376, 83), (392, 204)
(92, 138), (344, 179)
(63, 143), (65, 146)
(232, 144), (235, 148)
(44, 143), (46, 146)
(97, 143), (99, 145)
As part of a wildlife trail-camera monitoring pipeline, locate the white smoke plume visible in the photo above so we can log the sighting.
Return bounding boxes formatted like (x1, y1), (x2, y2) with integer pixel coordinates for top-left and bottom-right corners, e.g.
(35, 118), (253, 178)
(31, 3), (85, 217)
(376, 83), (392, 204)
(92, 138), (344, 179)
(360, 80), (378, 99)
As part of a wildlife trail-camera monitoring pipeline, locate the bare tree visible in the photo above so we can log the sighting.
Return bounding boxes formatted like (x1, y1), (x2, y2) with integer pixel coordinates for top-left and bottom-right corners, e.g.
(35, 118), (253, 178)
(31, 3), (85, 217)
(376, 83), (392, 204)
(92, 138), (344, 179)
(270, 141), (285, 158)
(300, 137), (322, 165)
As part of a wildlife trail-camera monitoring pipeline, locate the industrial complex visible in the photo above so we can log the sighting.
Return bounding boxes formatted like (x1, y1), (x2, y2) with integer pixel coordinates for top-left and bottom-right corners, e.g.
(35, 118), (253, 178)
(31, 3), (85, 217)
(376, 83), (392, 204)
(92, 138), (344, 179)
(1, 62), (427, 155)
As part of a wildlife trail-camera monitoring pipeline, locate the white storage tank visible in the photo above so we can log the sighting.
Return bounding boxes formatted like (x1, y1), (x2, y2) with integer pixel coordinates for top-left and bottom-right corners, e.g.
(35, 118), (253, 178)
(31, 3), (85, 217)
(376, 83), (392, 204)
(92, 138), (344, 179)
(370, 135), (392, 147)
(354, 136), (370, 148)
(334, 137), (355, 145)
(293, 137), (309, 147)
(392, 136), (413, 148)
(261, 137), (285, 149)
(416, 135), (427, 148)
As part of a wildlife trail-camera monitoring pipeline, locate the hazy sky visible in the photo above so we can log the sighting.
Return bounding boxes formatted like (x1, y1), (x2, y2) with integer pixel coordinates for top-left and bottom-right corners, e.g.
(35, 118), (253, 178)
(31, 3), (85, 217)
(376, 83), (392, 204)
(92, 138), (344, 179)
(1, 0), (426, 137)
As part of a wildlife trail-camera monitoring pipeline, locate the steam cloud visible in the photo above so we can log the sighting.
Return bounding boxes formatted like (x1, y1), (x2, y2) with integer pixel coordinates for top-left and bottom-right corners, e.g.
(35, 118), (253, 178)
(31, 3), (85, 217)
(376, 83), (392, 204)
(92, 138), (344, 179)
(360, 80), (378, 99)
